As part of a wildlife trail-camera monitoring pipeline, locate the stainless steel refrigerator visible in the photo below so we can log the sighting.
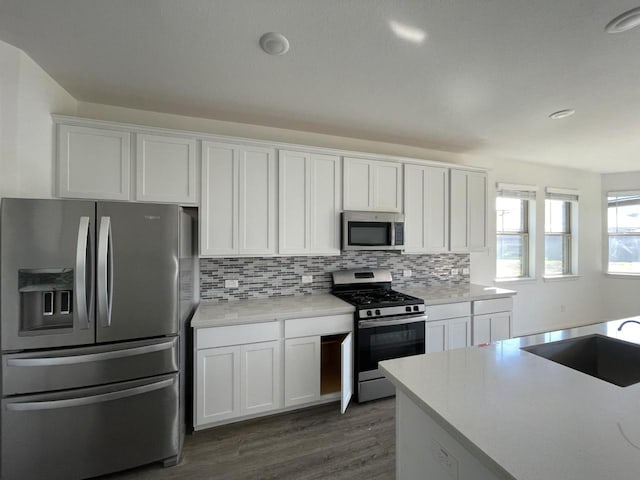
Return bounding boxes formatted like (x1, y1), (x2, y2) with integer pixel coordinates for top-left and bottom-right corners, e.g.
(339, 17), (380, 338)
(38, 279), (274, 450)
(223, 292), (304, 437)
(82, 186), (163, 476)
(0, 198), (197, 480)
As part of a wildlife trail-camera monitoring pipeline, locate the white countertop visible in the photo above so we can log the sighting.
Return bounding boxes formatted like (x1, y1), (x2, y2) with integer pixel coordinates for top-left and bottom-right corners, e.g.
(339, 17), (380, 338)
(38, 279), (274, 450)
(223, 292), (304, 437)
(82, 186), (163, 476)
(379, 318), (640, 480)
(398, 283), (516, 305)
(191, 294), (355, 328)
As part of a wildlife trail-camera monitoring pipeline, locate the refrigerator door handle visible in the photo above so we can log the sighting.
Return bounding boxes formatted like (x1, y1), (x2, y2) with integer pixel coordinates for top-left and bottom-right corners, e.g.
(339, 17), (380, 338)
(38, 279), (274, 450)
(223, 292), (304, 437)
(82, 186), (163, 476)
(97, 216), (114, 328)
(6, 339), (176, 367)
(75, 216), (92, 329)
(5, 378), (174, 411)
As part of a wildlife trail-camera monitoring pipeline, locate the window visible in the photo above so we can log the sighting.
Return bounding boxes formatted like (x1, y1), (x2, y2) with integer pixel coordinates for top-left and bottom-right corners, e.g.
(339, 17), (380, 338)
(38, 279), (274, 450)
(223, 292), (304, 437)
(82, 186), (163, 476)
(607, 192), (640, 274)
(496, 184), (535, 279)
(544, 188), (578, 276)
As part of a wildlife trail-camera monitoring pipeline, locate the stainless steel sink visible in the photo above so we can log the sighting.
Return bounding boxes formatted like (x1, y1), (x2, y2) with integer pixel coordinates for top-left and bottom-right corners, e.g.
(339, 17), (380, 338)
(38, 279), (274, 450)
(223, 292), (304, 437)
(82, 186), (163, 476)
(522, 334), (640, 387)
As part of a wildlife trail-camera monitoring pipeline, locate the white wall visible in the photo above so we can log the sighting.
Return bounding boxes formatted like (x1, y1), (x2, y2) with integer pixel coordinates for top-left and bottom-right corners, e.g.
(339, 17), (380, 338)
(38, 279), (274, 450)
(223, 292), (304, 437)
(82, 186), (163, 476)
(0, 40), (77, 199)
(600, 172), (640, 320)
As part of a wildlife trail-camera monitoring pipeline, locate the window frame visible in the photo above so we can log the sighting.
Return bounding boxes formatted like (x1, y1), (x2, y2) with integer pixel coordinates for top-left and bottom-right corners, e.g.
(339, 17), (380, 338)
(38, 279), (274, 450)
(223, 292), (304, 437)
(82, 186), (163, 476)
(606, 191), (640, 276)
(544, 188), (579, 278)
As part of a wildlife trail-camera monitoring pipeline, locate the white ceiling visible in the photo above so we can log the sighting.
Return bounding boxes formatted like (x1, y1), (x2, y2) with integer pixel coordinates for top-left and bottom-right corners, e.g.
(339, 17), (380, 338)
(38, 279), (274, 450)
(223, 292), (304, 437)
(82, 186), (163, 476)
(1, 0), (639, 173)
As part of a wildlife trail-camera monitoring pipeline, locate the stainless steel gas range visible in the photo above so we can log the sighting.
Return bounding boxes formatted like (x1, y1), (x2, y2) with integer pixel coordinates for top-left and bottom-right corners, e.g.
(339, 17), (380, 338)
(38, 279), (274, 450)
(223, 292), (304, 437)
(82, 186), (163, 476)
(331, 269), (427, 402)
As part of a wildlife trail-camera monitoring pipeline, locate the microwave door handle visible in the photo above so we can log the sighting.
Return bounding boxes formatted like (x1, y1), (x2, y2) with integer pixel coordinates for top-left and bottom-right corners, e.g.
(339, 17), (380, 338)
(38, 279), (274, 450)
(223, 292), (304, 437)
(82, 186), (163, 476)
(75, 217), (92, 329)
(97, 216), (113, 327)
(390, 222), (395, 246)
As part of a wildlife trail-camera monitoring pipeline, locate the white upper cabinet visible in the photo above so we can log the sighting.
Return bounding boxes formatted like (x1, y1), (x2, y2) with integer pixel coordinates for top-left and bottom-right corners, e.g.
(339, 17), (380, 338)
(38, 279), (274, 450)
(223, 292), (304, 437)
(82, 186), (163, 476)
(58, 124), (131, 200)
(279, 150), (341, 255)
(200, 141), (276, 257)
(343, 157), (402, 212)
(449, 169), (487, 252)
(404, 164), (449, 253)
(135, 134), (197, 204)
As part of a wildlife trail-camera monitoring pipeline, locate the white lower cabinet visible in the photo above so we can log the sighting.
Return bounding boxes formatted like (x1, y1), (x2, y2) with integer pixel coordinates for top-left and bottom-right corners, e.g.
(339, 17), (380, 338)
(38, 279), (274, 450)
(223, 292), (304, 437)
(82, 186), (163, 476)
(284, 336), (321, 407)
(425, 317), (471, 353)
(196, 340), (281, 427)
(472, 298), (513, 345)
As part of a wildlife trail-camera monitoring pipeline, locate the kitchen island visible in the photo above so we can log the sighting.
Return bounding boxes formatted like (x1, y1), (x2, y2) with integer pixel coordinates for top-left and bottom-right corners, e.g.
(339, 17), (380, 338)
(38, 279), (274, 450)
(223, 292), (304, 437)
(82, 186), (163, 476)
(379, 318), (640, 480)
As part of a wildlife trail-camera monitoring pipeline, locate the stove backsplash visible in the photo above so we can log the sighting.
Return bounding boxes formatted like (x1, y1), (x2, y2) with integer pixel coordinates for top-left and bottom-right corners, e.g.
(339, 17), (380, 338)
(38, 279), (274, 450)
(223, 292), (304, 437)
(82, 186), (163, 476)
(200, 251), (470, 302)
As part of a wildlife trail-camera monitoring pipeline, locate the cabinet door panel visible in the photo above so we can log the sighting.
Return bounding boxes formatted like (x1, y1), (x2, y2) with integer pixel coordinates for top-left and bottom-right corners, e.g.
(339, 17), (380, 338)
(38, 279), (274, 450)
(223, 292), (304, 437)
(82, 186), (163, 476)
(310, 154), (341, 254)
(491, 313), (511, 342)
(241, 341), (281, 415)
(239, 148), (276, 255)
(279, 151), (310, 254)
(425, 321), (447, 353)
(404, 164), (426, 252)
(200, 142), (237, 256)
(136, 134), (196, 204)
(373, 162), (402, 212)
(450, 170), (469, 251)
(472, 314), (492, 346)
(340, 333), (353, 414)
(425, 167), (449, 251)
(58, 125), (130, 200)
(468, 172), (488, 251)
(196, 346), (240, 426)
(285, 337), (320, 407)
(448, 317), (471, 350)
(343, 158), (372, 210)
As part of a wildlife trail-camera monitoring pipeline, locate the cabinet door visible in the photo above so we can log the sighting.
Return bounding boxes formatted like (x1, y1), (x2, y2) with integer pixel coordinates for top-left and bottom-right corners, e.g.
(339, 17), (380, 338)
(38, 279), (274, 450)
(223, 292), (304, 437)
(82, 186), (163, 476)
(449, 169), (469, 251)
(490, 312), (511, 342)
(425, 320), (448, 353)
(372, 161), (402, 212)
(135, 134), (196, 204)
(472, 314), (492, 346)
(340, 332), (353, 414)
(405, 165), (449, 253)
(240, 341), (282, 416)
(196, 346), (241, 426)
(343, 157), (373, 210)
(200, 142), (237, 256)
(448, 316), (471, 350)
(279, 150), (310, 254)
(58, 124), (130, 200)
(310, 153), (341, 254)
(238, 146), (276, 255)
(468, 171), (488, 251)
(284, 336), (321, 407)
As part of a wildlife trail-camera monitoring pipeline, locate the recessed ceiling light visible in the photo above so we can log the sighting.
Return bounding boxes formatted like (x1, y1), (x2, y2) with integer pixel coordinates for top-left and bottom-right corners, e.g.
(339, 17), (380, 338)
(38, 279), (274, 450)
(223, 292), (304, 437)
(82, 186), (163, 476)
(605, 7), (640, 33)
(259, 32), (290, 55)
(389, 20), (427, 44)
(549, 109), (576, 120)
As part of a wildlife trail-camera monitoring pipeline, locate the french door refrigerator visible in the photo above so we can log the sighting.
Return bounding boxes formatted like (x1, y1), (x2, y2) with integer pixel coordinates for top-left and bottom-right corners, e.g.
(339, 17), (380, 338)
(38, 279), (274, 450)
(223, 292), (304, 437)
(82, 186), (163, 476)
(0, 198), (197, 480)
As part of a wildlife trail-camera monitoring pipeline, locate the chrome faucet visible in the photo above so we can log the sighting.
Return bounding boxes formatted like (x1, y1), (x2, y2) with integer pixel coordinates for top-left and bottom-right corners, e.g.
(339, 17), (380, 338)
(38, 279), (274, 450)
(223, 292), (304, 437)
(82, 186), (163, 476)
(617, 320), (640, 331)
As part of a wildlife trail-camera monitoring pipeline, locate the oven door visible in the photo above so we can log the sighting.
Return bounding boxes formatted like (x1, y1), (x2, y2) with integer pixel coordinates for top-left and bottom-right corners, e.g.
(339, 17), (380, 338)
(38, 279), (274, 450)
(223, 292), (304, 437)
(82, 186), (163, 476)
(357, 315), (426, 374)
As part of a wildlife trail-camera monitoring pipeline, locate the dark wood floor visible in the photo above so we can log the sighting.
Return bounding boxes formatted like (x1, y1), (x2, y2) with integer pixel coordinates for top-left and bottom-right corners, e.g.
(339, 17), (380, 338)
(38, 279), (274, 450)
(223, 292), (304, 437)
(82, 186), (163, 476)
(103, 398), (396, 480)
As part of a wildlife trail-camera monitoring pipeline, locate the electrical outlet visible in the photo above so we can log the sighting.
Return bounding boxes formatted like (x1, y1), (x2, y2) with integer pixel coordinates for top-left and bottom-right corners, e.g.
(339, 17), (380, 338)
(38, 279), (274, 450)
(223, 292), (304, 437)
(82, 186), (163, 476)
(450, 268), (459, 275)
(403, 269), (412, 277)
(224, 279), (239, 289)
(462, 267), (470, 275)
(431, 440), (459, 479)
(301, 275), (313, 284)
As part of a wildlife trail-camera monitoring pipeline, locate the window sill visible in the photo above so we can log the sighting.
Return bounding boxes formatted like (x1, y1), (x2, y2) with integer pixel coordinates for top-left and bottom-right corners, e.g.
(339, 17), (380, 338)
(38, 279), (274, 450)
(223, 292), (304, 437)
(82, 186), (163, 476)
(542, 275), (580, 282)
(605, 273), (640, 279)
(494, 277), (537, 285)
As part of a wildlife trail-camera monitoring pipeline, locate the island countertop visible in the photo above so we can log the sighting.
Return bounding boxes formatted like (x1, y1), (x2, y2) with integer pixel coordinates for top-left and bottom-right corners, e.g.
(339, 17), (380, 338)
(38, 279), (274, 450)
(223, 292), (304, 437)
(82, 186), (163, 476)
(379, 318), (640, 480)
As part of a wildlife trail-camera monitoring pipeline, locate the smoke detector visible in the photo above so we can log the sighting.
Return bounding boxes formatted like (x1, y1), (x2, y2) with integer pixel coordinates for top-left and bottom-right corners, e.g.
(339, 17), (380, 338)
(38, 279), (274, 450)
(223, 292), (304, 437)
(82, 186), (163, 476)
(259, 32), (290, 55)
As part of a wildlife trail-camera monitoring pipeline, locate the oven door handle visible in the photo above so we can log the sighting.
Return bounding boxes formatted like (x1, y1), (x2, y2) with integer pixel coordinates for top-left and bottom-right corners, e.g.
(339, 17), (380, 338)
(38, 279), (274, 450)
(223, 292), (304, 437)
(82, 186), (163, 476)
(358, 315), (427, 329)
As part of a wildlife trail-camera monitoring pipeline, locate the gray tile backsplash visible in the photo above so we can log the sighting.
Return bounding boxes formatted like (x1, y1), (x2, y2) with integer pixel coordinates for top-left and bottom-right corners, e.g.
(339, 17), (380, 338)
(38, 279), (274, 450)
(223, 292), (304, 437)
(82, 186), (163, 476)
(200, 251), (469, 302)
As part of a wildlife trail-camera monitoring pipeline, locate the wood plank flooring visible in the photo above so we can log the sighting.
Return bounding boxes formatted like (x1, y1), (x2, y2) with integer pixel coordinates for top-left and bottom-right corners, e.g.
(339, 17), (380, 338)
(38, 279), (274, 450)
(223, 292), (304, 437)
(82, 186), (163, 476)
(102, 398), (395, 480)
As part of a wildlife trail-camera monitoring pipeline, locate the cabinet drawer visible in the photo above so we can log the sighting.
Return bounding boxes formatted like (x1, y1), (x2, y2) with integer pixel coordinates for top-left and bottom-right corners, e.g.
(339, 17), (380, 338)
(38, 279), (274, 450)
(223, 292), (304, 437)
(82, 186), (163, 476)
(425, 302), (471, 321)
(285, 315), (352, 338)
(473, 297), (513, 315)
(196, 322), (280, 349)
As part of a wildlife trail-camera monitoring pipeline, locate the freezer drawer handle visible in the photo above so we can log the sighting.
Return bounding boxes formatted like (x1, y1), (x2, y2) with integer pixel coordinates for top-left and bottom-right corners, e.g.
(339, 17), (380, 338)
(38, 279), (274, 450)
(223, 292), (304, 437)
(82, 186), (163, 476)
(5, 378), (174, 412)
(75, 216), (92, 329)
(6, 340), (176, 367)
(97, 216), (113, 327)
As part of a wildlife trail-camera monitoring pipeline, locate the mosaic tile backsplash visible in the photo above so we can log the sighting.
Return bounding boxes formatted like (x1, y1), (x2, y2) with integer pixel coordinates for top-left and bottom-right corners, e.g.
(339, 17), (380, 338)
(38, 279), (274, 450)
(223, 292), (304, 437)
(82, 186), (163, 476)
(200, 251), (470, 302)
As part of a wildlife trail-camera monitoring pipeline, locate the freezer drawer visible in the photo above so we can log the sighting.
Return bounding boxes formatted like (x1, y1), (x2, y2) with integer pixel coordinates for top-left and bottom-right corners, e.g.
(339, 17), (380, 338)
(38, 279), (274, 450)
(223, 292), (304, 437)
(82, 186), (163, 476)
(3, 336), (178, 395)
(1, 373), (179, 480)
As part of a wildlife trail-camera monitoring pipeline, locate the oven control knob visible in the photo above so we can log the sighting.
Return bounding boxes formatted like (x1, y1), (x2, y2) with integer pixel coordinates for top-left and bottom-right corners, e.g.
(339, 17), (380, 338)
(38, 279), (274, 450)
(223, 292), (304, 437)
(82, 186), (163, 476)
(413, 305), (419, 312)
(375, 309), (381, 316)
(405, 306), (412, 312)
(366, 310), (372, 317)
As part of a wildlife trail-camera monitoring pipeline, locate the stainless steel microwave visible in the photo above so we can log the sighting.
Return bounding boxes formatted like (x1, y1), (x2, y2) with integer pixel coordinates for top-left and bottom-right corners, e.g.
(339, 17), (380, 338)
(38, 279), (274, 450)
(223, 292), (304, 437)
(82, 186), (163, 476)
(341, 211), (405, 251)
